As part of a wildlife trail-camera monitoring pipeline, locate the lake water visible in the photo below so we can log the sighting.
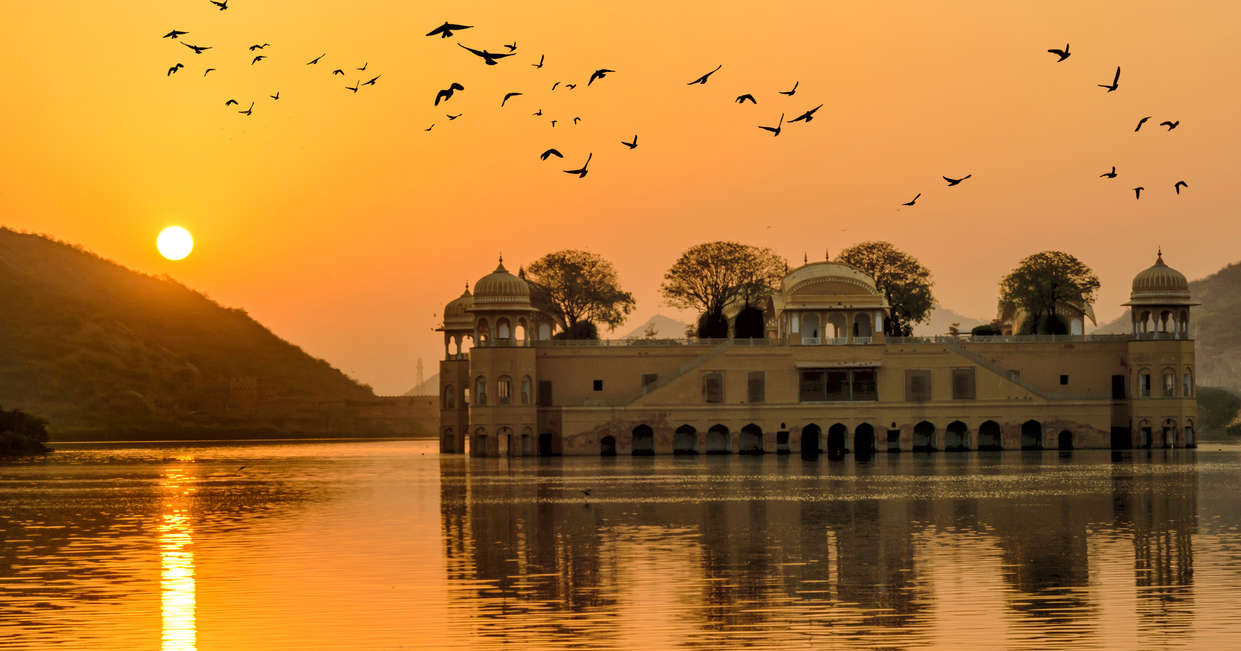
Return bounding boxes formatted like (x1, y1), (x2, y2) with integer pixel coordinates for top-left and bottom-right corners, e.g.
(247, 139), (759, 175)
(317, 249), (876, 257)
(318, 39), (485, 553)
(2, 440), (1240, 649)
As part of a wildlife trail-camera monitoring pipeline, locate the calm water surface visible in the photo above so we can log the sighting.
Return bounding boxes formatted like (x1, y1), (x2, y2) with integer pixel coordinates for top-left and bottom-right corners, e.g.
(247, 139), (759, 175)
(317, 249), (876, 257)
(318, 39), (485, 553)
(2, 440), (1241, 649)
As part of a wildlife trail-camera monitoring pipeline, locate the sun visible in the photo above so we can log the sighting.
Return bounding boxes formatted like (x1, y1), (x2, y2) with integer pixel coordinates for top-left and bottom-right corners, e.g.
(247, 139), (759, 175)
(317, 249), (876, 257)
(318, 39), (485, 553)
(157, 226), (194, 261)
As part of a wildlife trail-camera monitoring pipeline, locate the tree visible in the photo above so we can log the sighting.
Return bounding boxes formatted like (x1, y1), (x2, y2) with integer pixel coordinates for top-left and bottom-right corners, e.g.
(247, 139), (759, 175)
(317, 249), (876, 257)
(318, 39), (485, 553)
(836, 242), (934, 337)
(0, 407), (50, 456)
(999, 251), (1100, 335)
(660, 242), (786, 338)
(526, 250), (636, 336)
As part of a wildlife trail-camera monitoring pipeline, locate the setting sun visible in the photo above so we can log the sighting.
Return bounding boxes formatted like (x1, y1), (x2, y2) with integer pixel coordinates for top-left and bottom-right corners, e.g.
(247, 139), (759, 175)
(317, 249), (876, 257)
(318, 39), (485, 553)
(156, 226), (193, 261)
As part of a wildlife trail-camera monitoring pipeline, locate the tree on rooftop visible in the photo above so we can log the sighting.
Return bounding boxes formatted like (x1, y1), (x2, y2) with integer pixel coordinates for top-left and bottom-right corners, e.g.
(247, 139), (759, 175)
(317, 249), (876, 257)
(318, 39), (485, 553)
(998, 251), (1100, 335)
(526, 250), (635, 338)
(836, 241), (935, 337)
(661, 241), (785, 338)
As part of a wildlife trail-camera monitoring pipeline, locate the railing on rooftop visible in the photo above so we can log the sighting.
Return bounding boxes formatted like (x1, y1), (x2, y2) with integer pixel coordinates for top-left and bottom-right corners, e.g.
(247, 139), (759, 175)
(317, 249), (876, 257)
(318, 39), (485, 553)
(521, 333), (1151, 348)
(887, 334), (1132, 344)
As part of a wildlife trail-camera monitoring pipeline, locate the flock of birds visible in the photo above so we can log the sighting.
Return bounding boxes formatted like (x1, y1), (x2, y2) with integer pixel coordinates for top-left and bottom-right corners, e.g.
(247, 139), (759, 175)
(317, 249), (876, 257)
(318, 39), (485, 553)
(161, 10), (1192, 201)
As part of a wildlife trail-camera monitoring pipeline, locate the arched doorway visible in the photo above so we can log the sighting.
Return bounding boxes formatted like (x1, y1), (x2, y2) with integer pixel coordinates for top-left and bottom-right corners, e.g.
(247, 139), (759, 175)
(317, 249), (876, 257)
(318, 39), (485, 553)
(600, 435), (617, 456)
(674, 425), (698, 455)
(827, 423), (849, 456)
(538, 433), (554, 456)
(474, 433), (488, 457)
(706, 424), (731, 454)
(1058, 430), (1073, 450)
(632, 425), (655, 455)
(945, 421), (969, 451)
(498, 429), (511, 456)
(1021, 420), (1043, 450)
(913, 421), (936, 451)
(800, 424), (821, 458)
(520, 432), (533, 456)
(854, 423), (876, 456)
(739, 424), (764, 454)
(978, 421), (1002, 450)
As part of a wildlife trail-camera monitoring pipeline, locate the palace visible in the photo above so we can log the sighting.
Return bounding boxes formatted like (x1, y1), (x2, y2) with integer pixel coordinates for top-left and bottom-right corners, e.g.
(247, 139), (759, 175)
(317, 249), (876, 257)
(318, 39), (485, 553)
(437, 253), (1197, 457)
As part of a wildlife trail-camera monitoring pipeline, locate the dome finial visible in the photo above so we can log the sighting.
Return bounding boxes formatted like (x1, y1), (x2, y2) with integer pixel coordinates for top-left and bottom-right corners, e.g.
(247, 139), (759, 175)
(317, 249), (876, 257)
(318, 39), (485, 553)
(495, 253), (507, 272)
(803, 252), (808, 264)
(1156, 248), (1165, 265)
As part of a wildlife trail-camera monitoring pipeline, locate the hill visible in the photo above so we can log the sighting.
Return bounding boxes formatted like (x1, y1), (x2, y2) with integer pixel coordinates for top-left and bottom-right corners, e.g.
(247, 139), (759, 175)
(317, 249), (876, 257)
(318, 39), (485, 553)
(1097, 260), (1241, 393)
(912, 307), (986, 337)
(0, 228), (432, 439)
(622, 314), (691, 339)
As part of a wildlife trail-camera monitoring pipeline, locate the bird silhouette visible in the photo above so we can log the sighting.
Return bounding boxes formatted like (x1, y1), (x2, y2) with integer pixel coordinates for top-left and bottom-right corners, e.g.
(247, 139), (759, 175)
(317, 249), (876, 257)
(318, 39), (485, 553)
(163, 30), (187, 39)
(270, 91), (279, 100)
(621, 134), (637, 149)
(564, 153), (592, 178)
(248, 43), (270, 51)
(1160, 120), (1180, 130)
(1047, 43), (1070, 62)
(551, 81), (560, 91)
(426, 21), (472, 38)
(239, 101), (253, 116)
(501, 92), (522, 107)
(550, 119), (557, 127)
(588, 69), (614, 85)
(757, 113), (784, 136)
(1133, 186), (1144, 199)
(779, 81), (798, 96)
(1135, 116), (1151, 132)
(1174, 180), (1188, 194)
(182, 42), (210, 54)
(943, 174), (972, 186)
(446, 113), (461, 120)
(434, 82), (464, 105)
(458, 44), (513, 65)
(363, 75), (380, 86)
(1098, 66), (1120, 92)
(532, 108), (543, 116)
(532, 54), (544, 68)
(167, 63), (184, 76)
(331, 68), (344, 76)
(540, 148), (563, 160)
(345, 81), (360, 93)
(687, 64), (722, 85)
(209, 0), (227, 10)
(203, 68), (215, 76)
(1100, 165), (1117, 178)
(735, 93), (757, 104)
(564, 83), (576, 90)
(902, 193), (921, 206)
(224, 98), (238, 106)
(505, 41), (517, 52)
(573, 116), (581, 125)
(356, 62), (367, 71)
(425, 123), (434, 132)
(789, 104), (823, 123)
(307, 53), (325, 65)
(251, 55), (266, 65)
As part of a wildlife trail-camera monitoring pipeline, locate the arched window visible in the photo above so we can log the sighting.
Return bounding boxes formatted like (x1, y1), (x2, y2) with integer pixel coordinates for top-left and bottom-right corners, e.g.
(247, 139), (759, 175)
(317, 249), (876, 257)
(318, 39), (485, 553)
(520, 376), (532, 405)
(801, 313), (819, 339)
(443, 384), (455, 409)
(1162, 369), (1176, 397)
(515, 321), (527, 344)
(497, 375), (512, 404)
(497, 318), (512, 340)
(1183, 368), (1193, 397)
(538, 323), (551, 340)
(1138, 370), (1151, 398)
(475, 376), (488, 406)
(477, 318), (491, 346)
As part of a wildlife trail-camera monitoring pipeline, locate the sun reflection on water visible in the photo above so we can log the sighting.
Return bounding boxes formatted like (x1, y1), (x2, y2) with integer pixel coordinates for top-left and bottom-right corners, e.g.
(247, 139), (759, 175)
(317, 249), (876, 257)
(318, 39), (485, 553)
(160, 468), (196, 651)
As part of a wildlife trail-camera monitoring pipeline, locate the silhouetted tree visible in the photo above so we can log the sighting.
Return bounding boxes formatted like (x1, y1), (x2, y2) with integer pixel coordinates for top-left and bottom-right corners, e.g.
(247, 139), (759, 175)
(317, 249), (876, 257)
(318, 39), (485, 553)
(527, 250), (635, 336)
(836, 242), (934, 336)
(999, 251), (1100, 335)
(551, 321), (599, 341)
(0, 407), (50, 456)
(733, 306), (766, 338)
(660, 242), (785, 338)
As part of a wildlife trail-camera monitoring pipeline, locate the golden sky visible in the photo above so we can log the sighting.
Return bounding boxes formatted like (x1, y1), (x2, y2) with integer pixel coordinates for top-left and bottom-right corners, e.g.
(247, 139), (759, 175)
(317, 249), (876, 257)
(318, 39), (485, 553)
(3, 1), (1239, 393)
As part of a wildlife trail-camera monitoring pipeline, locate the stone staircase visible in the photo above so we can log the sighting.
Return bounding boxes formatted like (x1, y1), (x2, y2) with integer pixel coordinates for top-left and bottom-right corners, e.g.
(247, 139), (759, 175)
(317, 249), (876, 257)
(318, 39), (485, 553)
(623, 340), (734, 405)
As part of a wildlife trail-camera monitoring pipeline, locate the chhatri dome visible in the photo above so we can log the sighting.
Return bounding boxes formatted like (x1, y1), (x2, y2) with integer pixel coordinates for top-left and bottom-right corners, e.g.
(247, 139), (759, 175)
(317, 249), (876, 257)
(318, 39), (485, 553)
(1129, 250), (1193, 304)
(472, 257), (532, 307)
(440, 284), (474, 331)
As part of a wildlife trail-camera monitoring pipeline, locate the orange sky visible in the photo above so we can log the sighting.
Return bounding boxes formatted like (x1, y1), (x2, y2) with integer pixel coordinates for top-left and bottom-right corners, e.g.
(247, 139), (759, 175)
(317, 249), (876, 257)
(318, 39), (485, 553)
(3, 1), (1239, 394)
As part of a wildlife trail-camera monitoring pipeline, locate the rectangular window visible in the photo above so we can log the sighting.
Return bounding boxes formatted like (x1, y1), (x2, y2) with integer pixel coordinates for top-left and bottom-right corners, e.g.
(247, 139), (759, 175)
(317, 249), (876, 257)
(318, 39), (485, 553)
(537, 380), (553, 406)
(952, 368), (976, 400)
(1183, 372), (1193, 398)
(799, 371), (826, 402)
(592, 379), (604, 392)
(826, 371), (850, 401)
(851, 369), (877, 401)
(906, 370), (932, 402)
(1111, 374), (1126, 400)
(1139, 373), (1151, 398)
(747, 371), (765, 403)
(702, 372), (724, 403)
(641, 373), (658, 388)
(1059, 374), (1070, 385)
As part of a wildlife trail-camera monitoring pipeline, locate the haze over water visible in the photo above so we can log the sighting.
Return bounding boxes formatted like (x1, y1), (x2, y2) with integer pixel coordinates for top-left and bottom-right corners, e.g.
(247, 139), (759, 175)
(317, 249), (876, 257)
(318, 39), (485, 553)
(3, 440), (1240, 649)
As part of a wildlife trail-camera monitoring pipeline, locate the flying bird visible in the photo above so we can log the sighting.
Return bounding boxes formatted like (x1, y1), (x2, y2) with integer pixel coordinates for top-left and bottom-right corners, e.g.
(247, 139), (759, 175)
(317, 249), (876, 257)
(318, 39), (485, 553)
(505, 42), (517, 52)
(167, 63), (184, 76)
(1174, 180), (1188, 194)
(1098, 66), (1120, 92)
(532, 108), (542, 116)
(1135, 116), (1151, 132)
(426, 21), (472, 38)
(1047, 43), (1070, 62)
(1100, 165), (1117, 178)
(943, 174), (972, 186)
(587, 68), (614, 85)
(307, 53), (325, 65)
(687, 64), (722, 85)
(251, 55), (266, 65)
(540, 148), (563, 160)
(434, 82), (464, 105)
(249, 43), (270, 51)
(163, 30), (187, 39)
(1133, 186), (1144, 199)
(902, 193), (921, 206)
(621, 134), (637, 149)
(573, 116), (581, 124)
(270, 91), (279, 100)
(564, 83), (576, 90)
(331, 69), (344, 76)
(346, 81), (360, 93)
(225, 98), (238, 106)
(1160, 120), (1180, 130)
(550, 119), (557, 127)
(735, 93), (757, 104)
(551, 81), (560, 90)
(501, 92), (522, 106)
(789, 104), (823, 123)
(363, 75), (381, 86)
(779, 81), (798, 96)
(203, 68), (215, 76)
(425, 123), (434, 132)
(209, 0), (227, 10)
(239, 101), (253, 116)
(532, 54), (544, 68)
(446, 113), (461, 120)
(757, 113), (783, 136)
(356, 62), (367, 71)
(182, 43), (211, 54)
(564, 153), (592, 178)
(458, 44), (513, 65)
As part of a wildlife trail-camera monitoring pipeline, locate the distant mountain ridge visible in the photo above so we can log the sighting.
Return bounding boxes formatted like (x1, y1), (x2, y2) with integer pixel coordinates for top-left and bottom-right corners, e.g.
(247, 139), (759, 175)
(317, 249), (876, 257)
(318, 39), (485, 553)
(622, 314), (691, 339)
(0, 228), (430, 439)
(913, 307), (986, 337)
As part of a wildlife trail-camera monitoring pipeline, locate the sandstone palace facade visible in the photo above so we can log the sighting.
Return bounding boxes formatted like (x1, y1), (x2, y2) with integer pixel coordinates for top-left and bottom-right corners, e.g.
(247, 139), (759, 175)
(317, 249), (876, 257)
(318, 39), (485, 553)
(437, 254), (1198, 457)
